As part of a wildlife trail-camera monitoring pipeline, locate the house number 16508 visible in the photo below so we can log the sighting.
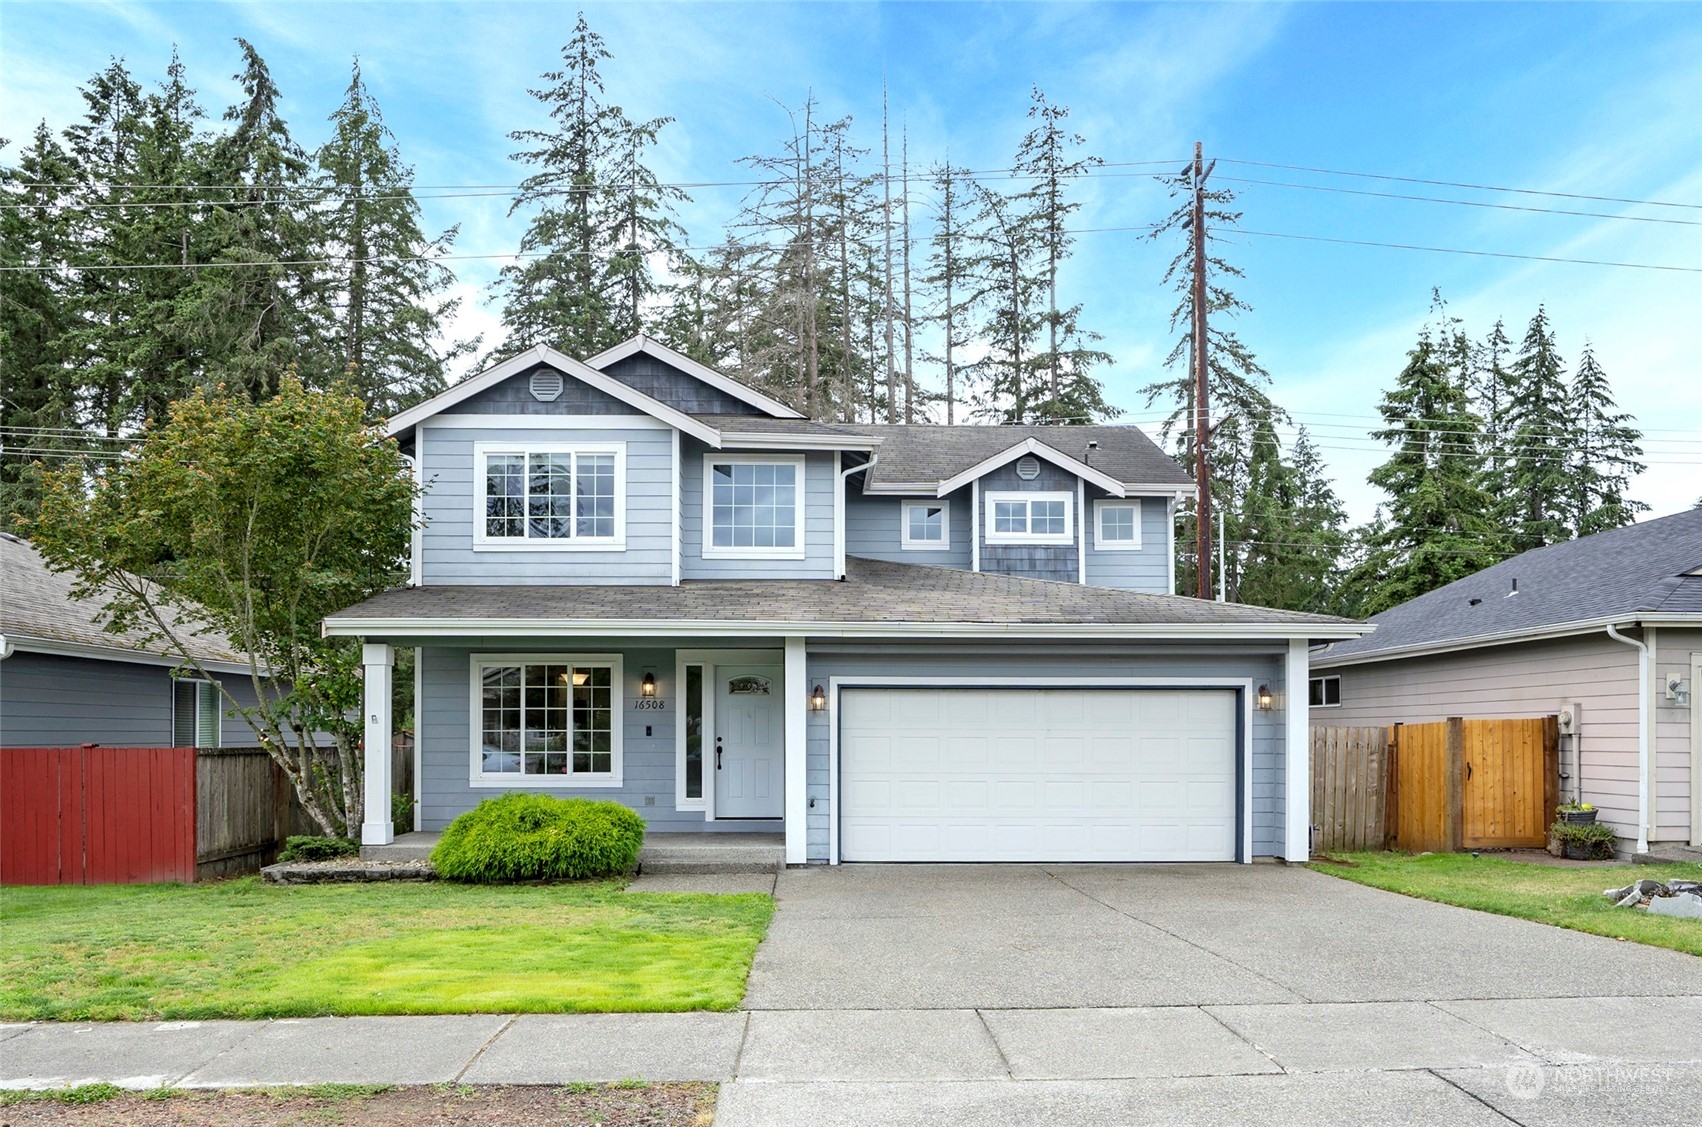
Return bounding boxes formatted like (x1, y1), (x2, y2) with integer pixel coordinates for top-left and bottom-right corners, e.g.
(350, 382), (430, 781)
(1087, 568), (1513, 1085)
(633, 699), (667, 711)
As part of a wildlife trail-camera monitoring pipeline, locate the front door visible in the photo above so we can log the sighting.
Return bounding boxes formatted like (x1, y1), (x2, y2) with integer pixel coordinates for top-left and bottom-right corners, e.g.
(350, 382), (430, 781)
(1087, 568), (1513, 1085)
(714, 662), (784, 819)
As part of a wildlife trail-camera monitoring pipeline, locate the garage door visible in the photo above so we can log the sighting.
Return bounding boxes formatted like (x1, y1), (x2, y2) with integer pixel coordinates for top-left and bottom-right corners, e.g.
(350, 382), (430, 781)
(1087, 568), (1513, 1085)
(838, 688), (1239, 862)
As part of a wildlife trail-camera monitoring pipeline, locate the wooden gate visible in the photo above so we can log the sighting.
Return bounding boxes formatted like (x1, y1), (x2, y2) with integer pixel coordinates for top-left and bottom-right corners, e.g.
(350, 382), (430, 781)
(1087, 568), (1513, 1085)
(1310, 727), (1391, 851)
(1, 746), (197, 885)
(1461, 718), (1558, 848)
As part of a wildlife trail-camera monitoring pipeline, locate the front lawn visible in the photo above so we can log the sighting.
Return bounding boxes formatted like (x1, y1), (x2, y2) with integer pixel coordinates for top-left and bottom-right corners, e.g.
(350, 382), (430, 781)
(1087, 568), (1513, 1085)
(1311, 852), (1702, 956)
(0, 878), (773, 1021)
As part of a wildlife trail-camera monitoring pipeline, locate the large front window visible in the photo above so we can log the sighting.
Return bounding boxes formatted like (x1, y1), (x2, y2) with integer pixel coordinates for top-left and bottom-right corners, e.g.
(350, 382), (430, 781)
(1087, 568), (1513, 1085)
(472, 655), (622, 785)
(704, 455), (803, 557)
(984, 491), (1074, 544)
(475, 443), (624, 549)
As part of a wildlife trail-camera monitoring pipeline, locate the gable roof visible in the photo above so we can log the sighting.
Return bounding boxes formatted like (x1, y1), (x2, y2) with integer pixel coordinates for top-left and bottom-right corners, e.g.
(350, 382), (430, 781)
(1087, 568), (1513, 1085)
(1316, 507), (1702, 667)
(857, 425), (1192, 495)
(0, 532), (250, 672)
(325, 555), (1366, 640)
(585, 335), (807, 418)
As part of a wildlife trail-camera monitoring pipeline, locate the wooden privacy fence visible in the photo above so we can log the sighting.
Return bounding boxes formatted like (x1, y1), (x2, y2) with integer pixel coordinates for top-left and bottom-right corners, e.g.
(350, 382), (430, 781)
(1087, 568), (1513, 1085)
(1312, 716), (1560, 854)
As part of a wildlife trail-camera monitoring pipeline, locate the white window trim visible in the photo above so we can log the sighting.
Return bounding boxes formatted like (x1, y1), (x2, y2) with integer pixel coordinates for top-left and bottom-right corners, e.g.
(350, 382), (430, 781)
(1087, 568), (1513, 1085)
(1093, 499), (1144, 551)
(468, 653), (625, 788)
(674, 656), (710, 811)
(173, 677), (222, 749)
(471, 441), (627, 552)
(983, 490), (1074, 545)
(1309, 675), (1342, 709)
(701, 452), (807, 560)
(900, 498), (952, 551)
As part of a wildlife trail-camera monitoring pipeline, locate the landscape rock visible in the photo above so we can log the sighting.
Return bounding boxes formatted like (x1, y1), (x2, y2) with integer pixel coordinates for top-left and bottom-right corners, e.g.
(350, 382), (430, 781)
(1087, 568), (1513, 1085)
(1646, 892), (1702, 920)
(263, 858), (437, 884)
(1603, 878), (1667, 902)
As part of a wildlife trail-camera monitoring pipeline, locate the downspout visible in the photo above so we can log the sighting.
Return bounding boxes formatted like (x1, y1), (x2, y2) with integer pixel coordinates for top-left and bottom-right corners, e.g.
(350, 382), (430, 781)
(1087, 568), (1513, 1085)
(835, 453), (876, 581)
(1604, 623), (1651, 855)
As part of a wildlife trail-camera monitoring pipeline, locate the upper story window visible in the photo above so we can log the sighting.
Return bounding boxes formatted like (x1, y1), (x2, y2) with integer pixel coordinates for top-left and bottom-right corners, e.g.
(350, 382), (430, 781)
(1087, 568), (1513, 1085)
(901, 499), (951, 550)
(1094, 501), (1143, 551)
(473, 442), (625, 551)
(984, 491), (1073, 545)
(703, 454), (804, 559)
(471, 654), (623, 787)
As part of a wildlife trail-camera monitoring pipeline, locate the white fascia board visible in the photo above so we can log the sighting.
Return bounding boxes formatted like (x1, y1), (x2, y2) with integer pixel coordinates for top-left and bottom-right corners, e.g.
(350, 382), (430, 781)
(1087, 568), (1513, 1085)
(1124, 483), (1196, 499)
(386, 344), (723, 447)
(1309, 613), (1702, 669)
(717, 432), (882, 451)
(9, 634), (254, 676)
(935, 437), (1127, 498)
(584, 335), (808, 419)
(323, 617), (1369, 641)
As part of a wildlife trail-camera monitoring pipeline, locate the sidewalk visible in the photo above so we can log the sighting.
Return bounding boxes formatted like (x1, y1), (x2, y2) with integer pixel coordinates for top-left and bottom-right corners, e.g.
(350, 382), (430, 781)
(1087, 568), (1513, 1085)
(5, 998), (1700, 1126)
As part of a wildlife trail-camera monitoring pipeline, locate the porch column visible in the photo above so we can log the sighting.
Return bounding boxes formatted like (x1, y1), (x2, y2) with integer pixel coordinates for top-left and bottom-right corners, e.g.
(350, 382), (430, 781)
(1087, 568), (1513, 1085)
(361, 642), (395, 846)
(1284, 637), (1310, 863)
(784, 636), (807, 866)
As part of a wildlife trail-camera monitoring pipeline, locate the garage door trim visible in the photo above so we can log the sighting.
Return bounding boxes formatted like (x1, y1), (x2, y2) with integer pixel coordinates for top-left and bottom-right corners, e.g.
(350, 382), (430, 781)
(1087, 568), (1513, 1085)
(827, 676), (1255, 865)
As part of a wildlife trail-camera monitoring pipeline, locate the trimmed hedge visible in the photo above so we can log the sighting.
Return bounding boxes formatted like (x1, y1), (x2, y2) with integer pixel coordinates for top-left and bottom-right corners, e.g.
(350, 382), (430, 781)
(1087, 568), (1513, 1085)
(431, 793), (645, 882)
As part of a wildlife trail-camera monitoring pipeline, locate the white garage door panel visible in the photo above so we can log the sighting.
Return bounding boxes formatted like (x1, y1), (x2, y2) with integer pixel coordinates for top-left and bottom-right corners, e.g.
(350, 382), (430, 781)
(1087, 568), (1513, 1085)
(839, 688), (1238, 862)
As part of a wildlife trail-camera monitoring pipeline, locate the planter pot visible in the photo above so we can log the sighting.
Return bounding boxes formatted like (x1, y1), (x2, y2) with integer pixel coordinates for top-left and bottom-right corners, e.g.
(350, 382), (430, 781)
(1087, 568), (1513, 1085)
(1559, 810), (1598, 825)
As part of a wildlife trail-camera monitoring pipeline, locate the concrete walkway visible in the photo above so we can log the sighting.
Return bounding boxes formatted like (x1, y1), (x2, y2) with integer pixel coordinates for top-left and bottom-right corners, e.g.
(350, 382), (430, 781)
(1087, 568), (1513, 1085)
(4, 864), (1700, 1125)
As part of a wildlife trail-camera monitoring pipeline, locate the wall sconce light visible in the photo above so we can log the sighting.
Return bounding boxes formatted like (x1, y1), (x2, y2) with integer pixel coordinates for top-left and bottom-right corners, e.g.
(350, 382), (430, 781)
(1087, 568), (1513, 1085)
(1256, 684), (1274, 711)
(810, 683), (827, 711)
(640, 671), (657, 698)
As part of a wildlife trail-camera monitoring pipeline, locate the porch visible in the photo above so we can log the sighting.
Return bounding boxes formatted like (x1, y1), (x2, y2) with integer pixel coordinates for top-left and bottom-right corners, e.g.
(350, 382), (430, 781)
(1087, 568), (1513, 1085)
(361, 830), (786, 874)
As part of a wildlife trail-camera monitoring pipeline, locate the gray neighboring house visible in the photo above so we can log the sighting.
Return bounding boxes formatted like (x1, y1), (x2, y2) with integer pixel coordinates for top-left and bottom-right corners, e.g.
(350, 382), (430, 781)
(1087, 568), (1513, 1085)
(0, 532), (264, 749)
(326, 335), (1370, 864)
(1311, 508), (1702, 855)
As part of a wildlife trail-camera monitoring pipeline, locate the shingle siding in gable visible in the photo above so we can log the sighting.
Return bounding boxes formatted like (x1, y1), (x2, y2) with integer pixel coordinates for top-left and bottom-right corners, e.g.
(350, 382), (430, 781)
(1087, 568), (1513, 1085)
(977, 458), (1080, 583)
(600, 354), (767, 415)
(450, 364), (636, 415)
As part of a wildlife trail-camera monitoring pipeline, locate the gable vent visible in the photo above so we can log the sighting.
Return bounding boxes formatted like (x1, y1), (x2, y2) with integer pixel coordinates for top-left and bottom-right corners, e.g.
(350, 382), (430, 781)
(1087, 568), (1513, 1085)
(1015, 455), (1041, 481)
(529, 369), (564, 402)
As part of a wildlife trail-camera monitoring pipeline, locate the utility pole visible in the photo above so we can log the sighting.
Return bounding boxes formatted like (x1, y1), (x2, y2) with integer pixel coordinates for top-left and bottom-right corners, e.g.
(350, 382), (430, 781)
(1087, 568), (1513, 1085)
(1190, 141), (1213, 600)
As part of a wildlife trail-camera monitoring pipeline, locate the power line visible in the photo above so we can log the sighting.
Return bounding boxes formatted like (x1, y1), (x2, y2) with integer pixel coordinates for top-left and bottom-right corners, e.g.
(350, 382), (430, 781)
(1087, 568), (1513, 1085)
(1216, 158), (1702, 212)
(1232, 228), (1702, 274)
(1215, 175), (1702, 227)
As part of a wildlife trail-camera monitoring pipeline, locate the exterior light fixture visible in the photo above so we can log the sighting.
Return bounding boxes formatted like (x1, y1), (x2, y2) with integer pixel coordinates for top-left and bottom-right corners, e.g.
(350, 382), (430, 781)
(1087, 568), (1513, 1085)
(810, 683), (827, 711)
(571, 670), (590, 687)
(641, 671), (657, 698)
(1256, 684), (1274, 711)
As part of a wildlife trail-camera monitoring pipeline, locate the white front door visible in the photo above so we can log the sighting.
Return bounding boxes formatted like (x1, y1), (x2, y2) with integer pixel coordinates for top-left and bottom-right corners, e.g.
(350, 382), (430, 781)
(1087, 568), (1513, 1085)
(715, 662), (784, 819)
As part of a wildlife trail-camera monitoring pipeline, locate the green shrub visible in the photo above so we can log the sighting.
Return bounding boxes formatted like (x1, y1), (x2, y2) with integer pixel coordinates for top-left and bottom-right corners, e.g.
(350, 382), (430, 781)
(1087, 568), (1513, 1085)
(431, 793), (645, 882)
(277, 835), (360, 863)
(392, 790), (416, 829)
(1550, 820), (1617, 860)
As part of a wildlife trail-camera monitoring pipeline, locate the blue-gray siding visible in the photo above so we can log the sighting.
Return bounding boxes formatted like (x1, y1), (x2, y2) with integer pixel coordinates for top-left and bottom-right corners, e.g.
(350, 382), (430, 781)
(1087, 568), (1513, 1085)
(0, 651), (266, 748)
(844, 487), (973, 570)
(679, 439), (836, 580)
(601, 354), (766, 415)
(413, 640), (784, 832)
(976, 459), (1081, 583)
(803, 644), (1292, 861)
(451, 364), (635, 415)
(1083, 493), (1172, 593)
(417, 423), (674, 585)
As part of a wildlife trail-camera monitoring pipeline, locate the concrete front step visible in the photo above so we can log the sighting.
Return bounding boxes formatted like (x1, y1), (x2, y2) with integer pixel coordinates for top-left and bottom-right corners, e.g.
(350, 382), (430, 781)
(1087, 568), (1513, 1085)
(640, 833), (786, 875)
(361, 831), (440, 862)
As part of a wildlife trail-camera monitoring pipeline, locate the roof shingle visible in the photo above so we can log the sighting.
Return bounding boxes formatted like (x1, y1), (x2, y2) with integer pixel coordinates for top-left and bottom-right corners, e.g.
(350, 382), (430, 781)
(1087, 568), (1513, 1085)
(853, 425), (1192, 491)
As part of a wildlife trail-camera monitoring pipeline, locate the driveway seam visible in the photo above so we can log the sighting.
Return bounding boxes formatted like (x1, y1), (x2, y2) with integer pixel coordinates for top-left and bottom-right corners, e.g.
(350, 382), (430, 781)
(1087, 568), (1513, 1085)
(1040, 867), (1312, 1004)
(1427, 1067), (1529, 1125)
(451, 1015), (516, 1084)
(1419, 1000), (1555, 1066)
(972, 1009), (1015, 1080)
(729, 1011), (752, 1079)
(1196, 1006), (1289, 1074)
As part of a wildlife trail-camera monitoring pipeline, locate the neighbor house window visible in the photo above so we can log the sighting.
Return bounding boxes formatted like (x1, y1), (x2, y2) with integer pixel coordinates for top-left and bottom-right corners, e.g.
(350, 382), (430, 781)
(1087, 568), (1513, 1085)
(1094, 501), (1142, 551)
(172, 678), (220, 748)
(983, 491), (1073, 544)
(1309, 675), (1341, 708)
(471, 655), (623, 785)
(901, 499), (951, 550)
(474, 443), (624, 549)
(703, 455), (804, 557)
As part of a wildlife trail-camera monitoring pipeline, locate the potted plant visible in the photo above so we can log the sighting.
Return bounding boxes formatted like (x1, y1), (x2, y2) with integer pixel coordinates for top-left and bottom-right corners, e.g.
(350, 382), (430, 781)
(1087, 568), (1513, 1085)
(1557, 801), (1597, 825)
(1549, 819), (1616, 860)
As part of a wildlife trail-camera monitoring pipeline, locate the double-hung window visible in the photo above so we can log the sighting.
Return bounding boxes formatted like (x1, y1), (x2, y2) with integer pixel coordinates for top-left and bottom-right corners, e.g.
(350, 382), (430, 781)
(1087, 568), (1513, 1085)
(472, 654), (623, 786)
(703, 454), (804, 558)
(983, 491), (1074, 544)
(1094, 501), (1143, 550)
(900, 499), (950, 550)
(474, 442), (625, 550)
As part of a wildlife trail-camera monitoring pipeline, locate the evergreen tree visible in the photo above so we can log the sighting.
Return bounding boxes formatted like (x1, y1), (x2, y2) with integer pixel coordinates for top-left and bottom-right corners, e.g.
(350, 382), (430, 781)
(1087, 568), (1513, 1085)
(965, 179), (1042, 422)
(316, 59), (471, 417)
(1231, 420), (1349, 613)
(1568, 339), (1646, 535)
(1470, 317), (1514, 488)
(1344, 320), (1506, 615)
(1503, 306), (1573, 551)
(922, 160), (974, 425)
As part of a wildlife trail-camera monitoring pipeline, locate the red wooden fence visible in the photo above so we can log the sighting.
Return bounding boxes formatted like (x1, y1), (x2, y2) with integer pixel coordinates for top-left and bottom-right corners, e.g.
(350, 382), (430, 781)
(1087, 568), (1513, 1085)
(1, 747), (197, 884)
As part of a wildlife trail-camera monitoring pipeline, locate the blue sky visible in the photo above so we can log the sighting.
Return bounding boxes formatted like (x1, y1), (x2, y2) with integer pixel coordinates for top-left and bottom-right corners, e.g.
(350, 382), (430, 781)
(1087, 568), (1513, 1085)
(3, 1), (1698, 522)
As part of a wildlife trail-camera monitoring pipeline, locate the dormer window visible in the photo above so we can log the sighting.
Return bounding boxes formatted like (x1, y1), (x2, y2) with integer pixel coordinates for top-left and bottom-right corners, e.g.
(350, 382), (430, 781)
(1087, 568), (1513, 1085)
(984, 491), (1073, 544)
(474, 442), (626, 551)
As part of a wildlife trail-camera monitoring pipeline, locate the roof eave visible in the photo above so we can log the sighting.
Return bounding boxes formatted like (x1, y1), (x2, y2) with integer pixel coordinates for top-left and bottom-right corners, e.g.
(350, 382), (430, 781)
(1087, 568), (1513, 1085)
(1311, 612), (1702, 668)
(718, 433), (883, 451)
(323, 617), (1369, 641)
(5, 633), (254, 676)
(935, 437), (1128, 497)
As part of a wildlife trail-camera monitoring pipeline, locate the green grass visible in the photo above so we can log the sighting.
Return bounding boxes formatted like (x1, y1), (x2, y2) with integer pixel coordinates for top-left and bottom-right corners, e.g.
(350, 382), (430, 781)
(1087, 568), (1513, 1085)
(1312, 852), (1702, 956)
(0, 878), (773, 1021)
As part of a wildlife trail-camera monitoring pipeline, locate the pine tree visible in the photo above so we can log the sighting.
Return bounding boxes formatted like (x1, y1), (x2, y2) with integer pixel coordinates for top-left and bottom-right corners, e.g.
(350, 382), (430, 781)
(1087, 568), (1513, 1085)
(1470, 317), (1514, 488)
(1568, 340), (1647, 535)
(1503, 306), (1573, 551)
(1231, 419), (1349, 613)
(922, 161), (974, 425)
(1344, 320), (1506, 615)
(317, 59), (471, 417)
(965, 179), (1041, 422)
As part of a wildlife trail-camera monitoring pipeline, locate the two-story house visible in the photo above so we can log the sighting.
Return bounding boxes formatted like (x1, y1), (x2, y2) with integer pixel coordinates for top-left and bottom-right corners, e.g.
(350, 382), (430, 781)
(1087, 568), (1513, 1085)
(325, 336), (1368, 865)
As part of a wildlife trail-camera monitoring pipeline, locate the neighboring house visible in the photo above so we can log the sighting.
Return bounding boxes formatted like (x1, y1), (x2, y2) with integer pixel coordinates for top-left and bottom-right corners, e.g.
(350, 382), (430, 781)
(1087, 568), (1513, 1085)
(325, 336), (1369, 863)
(0, 532), (264, 749)
(1311, 508), (1702, 856)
